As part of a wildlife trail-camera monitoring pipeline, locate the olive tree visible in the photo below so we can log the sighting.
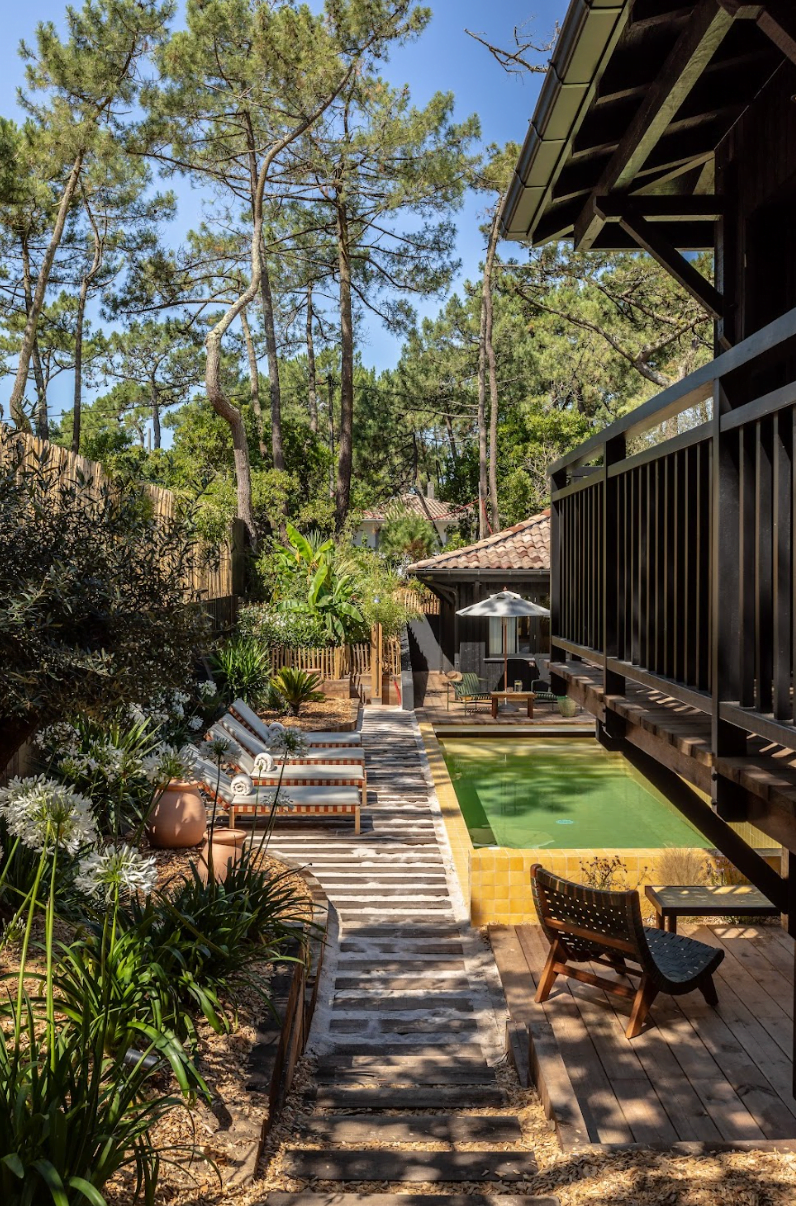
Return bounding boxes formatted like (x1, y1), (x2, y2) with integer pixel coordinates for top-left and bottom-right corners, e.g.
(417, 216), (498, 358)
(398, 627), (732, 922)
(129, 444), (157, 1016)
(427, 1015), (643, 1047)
(0, 432), (209, 770)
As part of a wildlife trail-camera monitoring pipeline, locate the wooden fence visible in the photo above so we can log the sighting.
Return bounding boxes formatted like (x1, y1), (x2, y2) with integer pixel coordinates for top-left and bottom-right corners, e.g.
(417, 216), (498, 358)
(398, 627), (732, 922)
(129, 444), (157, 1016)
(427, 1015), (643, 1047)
(397, 586), (440, 615)
(2, 427), (242, 605)
(270, 636), (401, 680)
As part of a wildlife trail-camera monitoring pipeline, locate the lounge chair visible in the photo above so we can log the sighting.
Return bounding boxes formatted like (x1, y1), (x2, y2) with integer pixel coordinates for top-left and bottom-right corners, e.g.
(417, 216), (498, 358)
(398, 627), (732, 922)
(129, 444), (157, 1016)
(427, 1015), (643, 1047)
(229, 699), (362, 748)
(531, 864), (724, 1038)
(209, 721), (367, 805)
(446, 672), (491, 713)
(193, 755), (361, 834)
(218, 713), (366, 769)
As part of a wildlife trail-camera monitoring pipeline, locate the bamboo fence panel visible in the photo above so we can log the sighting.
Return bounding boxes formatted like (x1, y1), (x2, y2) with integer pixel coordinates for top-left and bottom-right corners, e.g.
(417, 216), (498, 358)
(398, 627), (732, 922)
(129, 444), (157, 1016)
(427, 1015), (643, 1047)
(268, 639), (399, 680)
(2, 428), (235, 602)
(397, 586), (440, 615)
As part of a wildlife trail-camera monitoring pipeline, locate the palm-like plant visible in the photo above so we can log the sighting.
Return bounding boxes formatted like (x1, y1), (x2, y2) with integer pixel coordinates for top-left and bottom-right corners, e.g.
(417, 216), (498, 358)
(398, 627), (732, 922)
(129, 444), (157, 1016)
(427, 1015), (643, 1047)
(210, 636), (271, 706)
(270, 668), (325, 717)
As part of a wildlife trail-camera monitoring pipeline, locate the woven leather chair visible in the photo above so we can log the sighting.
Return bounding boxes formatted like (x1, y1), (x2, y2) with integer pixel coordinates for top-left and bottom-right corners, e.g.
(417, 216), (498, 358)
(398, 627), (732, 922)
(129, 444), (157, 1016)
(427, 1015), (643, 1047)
(447, 672), (491, 713)
(531, 864), (724, 1038)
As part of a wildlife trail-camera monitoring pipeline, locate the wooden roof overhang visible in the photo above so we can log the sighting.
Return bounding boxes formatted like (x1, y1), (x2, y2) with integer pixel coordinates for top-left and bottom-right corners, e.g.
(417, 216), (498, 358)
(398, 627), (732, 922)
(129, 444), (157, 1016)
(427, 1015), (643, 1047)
(501, 0), (796, 322)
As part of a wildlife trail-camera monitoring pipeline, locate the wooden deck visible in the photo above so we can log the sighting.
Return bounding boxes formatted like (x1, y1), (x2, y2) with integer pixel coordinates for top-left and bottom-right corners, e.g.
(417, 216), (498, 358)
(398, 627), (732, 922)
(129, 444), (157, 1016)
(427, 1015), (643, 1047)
(490, 922), (796, 1151)
(416, 678), (589, 730)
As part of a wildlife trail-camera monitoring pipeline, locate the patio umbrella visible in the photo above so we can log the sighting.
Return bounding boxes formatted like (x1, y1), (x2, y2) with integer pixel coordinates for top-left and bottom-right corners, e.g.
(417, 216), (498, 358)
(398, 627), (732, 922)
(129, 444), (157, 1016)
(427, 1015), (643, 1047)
(456, 590), (551, 690)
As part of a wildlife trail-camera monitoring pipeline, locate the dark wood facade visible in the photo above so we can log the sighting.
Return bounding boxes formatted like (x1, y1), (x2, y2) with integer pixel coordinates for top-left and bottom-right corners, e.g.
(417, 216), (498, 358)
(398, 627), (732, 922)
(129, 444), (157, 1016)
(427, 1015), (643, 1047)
(411, 573), (550, 691)
(503, 0), (796, 1092)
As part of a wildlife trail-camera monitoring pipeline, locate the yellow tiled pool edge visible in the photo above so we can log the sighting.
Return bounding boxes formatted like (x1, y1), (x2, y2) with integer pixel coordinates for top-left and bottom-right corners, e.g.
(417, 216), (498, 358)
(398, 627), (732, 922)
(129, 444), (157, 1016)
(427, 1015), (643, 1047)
(419, 722), (755, 926)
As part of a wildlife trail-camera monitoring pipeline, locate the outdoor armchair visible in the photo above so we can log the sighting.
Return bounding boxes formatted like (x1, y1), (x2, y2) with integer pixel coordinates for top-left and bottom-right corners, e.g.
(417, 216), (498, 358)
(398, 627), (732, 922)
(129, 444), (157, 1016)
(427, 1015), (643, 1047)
(446, 672), (492, 713)
(531, 864), (724, 1039)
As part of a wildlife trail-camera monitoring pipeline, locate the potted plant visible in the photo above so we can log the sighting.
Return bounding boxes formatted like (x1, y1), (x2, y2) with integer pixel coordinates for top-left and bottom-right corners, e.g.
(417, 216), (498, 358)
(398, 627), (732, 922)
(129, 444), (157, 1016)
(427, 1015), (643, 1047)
(144, 744), (206, 849)
(556, 696), (578, 718)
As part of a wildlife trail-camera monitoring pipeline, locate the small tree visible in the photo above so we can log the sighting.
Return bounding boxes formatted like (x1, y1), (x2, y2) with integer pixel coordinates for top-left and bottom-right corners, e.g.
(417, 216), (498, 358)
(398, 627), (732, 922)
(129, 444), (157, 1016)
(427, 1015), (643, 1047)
(0, 431), (208, 770)
(379, 512), (436, 563)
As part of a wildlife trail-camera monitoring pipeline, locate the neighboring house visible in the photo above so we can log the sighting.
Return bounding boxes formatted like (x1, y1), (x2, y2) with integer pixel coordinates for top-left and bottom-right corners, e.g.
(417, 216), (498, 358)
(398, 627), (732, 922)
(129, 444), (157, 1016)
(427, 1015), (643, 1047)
(354, 486), (472, 550)
(406, 511), (550, 692)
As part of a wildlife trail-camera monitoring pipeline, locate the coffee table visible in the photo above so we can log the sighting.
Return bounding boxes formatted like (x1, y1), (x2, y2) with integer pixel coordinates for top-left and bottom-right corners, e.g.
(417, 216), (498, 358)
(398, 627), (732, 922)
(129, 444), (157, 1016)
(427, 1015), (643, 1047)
(645, 884), (778, 933)
(490, 691), (535, 719)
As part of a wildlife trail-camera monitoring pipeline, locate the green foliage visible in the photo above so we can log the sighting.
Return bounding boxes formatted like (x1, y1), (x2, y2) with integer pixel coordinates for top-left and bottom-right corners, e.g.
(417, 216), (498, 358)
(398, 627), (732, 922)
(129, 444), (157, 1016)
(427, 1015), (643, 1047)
(210, 636), (271, 707)
(270, 668), (325, 717)
(0, 433), (208, 766)
(378, 512), (437, 562)
(238, 603), (328, 650)
(272, 524), (366, 643)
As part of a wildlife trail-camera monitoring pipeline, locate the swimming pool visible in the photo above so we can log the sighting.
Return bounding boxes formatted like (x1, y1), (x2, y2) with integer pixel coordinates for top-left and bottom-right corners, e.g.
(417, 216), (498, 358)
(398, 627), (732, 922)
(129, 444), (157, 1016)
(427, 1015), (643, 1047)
(441, 737), (711, 850)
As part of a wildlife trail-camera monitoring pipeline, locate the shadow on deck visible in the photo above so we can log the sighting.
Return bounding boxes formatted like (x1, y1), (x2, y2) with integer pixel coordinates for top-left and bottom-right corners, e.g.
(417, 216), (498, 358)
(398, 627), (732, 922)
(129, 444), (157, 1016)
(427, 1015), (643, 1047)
(490, 921), (796, 1151)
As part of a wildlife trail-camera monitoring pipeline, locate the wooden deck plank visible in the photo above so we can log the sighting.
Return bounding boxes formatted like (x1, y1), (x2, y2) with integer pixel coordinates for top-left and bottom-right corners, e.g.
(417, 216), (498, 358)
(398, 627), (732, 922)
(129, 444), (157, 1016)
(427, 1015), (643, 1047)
(515, 925), (620, 1144)
(709, 929), (793, 1019)
(491, 923), (796, 1149)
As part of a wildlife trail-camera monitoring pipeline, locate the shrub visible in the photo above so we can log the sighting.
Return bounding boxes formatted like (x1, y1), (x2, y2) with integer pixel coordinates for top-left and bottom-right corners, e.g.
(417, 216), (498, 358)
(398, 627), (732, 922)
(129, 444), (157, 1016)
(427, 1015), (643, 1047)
(238, 603), (328, 650)
(655, 847), (708, 887)
(210, 635), (271, 706)
(270, 668), (325, 717)
(0, 431), (208, 771)
(378, 511), (437, 562)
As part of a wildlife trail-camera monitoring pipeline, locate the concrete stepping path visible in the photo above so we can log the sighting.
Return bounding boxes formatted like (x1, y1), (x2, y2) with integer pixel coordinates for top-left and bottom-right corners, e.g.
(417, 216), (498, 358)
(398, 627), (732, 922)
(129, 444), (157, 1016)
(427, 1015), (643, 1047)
(263, 708), (554, 1206)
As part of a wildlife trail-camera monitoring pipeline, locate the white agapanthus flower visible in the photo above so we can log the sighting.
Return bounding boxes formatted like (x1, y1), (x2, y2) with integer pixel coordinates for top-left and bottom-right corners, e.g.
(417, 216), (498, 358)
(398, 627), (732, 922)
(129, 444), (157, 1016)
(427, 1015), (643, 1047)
(271, 728), (309, 758)
(198, 680), (217, 699)
(76, 844), (158, 901)
(188, 715), (204, 731)
(142, 743), (199, 785)
(0, 776), (98, 854)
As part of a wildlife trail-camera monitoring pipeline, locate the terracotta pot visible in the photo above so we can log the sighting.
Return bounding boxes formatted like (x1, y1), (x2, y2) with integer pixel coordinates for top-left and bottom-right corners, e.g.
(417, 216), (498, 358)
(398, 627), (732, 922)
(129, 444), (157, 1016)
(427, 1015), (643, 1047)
(147, 782), (207, 849)
(198, 828), (248, 884)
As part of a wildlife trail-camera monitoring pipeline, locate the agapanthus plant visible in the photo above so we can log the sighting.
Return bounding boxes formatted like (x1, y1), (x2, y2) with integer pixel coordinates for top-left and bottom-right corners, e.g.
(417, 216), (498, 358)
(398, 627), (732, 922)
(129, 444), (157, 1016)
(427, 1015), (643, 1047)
(75, 844), (158, 904)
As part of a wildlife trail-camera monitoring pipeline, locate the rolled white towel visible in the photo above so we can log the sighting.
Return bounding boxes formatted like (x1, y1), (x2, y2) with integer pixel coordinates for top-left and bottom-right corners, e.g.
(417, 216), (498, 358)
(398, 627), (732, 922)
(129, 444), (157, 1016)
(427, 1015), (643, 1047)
(230, 772), (254, 797)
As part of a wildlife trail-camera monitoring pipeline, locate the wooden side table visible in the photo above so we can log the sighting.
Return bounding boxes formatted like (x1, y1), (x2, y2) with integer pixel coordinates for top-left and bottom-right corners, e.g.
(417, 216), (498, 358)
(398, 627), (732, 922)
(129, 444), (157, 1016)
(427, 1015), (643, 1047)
(644, 884), (778, 933)
(490, 691), (535, 719)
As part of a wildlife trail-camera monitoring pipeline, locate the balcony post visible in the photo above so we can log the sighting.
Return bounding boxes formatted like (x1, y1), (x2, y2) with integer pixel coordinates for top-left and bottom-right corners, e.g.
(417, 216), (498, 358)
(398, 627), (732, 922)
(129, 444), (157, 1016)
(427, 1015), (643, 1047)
(602, 434), (626, 739)
(711, 378), (748, 818)
(549, 465), (567, 696)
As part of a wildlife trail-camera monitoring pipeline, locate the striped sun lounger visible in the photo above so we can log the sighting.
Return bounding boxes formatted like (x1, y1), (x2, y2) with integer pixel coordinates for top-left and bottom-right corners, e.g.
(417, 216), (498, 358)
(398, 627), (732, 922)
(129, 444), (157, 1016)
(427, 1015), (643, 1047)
(209, 722), (367, 806)
(193, 756), (361, 834)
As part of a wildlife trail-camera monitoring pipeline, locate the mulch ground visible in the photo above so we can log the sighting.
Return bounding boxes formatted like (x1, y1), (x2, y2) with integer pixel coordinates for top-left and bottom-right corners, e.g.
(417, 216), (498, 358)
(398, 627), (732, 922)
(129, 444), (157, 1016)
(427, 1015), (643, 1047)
(257, 698), (360, 732)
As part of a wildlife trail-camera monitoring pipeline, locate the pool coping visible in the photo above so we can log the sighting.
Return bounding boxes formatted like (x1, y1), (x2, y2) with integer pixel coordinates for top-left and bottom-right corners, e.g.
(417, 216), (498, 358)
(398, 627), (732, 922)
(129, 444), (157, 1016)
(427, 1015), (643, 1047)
(418, 721), (729, 926)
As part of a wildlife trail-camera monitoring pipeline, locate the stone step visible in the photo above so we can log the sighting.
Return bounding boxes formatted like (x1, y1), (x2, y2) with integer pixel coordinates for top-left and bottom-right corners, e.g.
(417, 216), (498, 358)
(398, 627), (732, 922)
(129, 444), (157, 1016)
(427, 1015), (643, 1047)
(307, 1085), (506, 1109)
(317, 1051), (488, 1069)
(338, 925), (462, 938)
(339, 943), (464, 955)
(282, 1150), (539, 1182)
(329, 1017), (479, 1035)
(299, 1114), (523, 1145)
(329, 888), (451, 897)
(332, 994), (473, 1011)
(334, 977), (471, 992)
(336, 961), (468, 975)
(315, 1067), (498, 1087)
(324, 1042), (487, 1060)
(266, 1195), (557, 1206)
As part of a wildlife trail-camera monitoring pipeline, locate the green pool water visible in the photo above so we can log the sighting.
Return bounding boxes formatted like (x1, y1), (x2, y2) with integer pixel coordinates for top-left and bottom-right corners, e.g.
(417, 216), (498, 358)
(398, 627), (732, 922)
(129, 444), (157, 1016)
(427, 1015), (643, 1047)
(441, 738), (711, 850)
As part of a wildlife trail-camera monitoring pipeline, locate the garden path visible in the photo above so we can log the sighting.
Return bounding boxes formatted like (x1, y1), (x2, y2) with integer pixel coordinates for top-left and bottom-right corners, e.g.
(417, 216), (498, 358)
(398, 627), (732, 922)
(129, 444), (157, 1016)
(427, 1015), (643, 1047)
(262, 707), (556, 1206)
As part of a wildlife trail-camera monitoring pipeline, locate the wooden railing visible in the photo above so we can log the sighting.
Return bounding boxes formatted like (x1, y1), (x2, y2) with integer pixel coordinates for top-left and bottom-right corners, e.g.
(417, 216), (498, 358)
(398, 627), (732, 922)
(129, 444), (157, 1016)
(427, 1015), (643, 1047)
(550, 302), (796, 790)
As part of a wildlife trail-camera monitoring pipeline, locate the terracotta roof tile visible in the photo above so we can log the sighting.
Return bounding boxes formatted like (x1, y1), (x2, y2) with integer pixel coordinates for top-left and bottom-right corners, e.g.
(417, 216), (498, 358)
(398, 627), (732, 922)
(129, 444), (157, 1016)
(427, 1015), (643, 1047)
(407, 510), (550, 574)
(362, 492), (473, 523)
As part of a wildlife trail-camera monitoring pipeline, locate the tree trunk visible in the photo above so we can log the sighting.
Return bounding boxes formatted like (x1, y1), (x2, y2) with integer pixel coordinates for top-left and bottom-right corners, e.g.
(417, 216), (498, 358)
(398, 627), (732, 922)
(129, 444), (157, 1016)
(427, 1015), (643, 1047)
(327, 372), (335, 500)
(259, 251), (284, 472)
(72, 211), (103, 454)
(151, 383), (162, 450)
(0, 714), (40, 778)
(443, 410), (458, 464)
(72, 275), (90, 453)
(484, 205), (501, 532)
(240, 307), (267, 458)
(306, 283), (319, 435)
(206, 327), (257, 547)
(9, 151), (85, 431)
(20, 233), (48, 439)
(335, 197), (354, 531)
(477, 278), (489, 540)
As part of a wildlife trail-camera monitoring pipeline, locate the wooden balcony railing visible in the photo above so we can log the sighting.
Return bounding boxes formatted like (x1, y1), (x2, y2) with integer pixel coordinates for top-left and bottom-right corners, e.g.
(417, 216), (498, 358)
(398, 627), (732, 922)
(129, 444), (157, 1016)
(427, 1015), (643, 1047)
(550, 303), (796, 779)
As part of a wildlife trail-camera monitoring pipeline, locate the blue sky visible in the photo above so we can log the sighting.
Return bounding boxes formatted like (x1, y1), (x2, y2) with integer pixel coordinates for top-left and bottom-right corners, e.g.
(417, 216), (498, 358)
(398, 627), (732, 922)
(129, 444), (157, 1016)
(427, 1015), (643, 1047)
(0, 0), (563, 421)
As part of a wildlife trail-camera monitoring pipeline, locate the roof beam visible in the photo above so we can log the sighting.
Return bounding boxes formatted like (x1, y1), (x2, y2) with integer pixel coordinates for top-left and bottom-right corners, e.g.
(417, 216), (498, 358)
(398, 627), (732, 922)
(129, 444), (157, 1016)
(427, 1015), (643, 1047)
(756, 2), (796, 64)
(595, 194), (725, 221)
(574, 0), (736, 250)
(618, 205), (724, 320)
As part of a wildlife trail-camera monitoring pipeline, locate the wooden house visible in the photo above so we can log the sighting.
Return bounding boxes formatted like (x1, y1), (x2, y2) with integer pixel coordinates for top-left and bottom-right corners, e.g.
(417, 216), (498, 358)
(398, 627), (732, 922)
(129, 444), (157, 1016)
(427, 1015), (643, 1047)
(502, 0), (796, 1086)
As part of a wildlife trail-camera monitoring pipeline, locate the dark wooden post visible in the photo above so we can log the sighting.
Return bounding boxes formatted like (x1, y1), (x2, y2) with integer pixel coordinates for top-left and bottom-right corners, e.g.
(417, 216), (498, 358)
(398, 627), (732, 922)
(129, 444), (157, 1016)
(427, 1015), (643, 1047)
(549, 465), (567, 696)
(602, 434), (626, 740)
(711, 379), (748, 818)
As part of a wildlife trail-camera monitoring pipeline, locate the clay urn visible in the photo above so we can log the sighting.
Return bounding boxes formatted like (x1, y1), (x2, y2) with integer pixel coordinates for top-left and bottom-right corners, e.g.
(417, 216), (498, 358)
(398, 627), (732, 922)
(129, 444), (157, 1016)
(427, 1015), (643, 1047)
(198, 828), (248, 884)
(146, 781), (207, 850)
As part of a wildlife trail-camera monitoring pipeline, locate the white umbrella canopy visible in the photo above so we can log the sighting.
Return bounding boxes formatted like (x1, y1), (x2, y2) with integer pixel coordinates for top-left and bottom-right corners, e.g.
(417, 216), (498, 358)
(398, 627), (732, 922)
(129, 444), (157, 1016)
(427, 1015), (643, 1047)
(456, 591), (551, 689)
